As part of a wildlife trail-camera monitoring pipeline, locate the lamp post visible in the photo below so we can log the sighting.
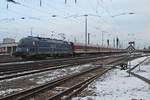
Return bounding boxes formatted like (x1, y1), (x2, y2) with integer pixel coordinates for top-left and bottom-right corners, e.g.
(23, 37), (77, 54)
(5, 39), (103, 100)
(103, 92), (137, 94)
(51, 14), (99, 53)
(51, 14), (102, 52)
(83, 14), (100, 53)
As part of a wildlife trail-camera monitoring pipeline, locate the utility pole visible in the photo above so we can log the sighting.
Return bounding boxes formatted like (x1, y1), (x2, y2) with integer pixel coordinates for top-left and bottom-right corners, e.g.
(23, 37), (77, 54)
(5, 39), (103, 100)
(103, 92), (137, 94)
(113, 38), (115, 48)
(88, 33), (90, 45)
(116, 37), (119, 48)
(107, 39), (109, 47)
(40, 0), (42, 6)
(84, 14), (88, 53)
(74, 37), (77, 43)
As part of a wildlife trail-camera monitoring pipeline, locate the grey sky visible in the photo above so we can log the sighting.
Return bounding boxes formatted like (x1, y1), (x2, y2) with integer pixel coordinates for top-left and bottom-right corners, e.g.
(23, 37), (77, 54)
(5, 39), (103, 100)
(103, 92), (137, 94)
(0, 0), (150, 48)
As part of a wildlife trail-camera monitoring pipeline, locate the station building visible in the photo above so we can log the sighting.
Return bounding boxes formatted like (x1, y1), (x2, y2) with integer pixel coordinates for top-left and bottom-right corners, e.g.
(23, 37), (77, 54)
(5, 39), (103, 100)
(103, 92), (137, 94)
(0, 38), (18, 55)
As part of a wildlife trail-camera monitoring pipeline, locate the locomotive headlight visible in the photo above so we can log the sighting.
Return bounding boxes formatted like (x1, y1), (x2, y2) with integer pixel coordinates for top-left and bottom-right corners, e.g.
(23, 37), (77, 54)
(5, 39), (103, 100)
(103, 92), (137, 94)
(26, 48), (29, 52)
(33, 41), (35, 46)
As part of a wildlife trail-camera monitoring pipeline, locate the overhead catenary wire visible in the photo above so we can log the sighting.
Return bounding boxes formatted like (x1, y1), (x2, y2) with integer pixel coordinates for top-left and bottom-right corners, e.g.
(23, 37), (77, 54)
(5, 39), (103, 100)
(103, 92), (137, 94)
(98, 1), (122, 33)
(2, 0), (69, 27)
(5, 0), (52, 17)
(1, 3), (88, 35)
(6, 0), (20, 5)
(4, 0), (100, 30)
(46, 0), (117, 39)
(87, 0), (97, 13)
(83, 0), (118, 36)
(2, 0), (120, 42)
(4, 0), (112, 31)
(37, 1), (103, 30)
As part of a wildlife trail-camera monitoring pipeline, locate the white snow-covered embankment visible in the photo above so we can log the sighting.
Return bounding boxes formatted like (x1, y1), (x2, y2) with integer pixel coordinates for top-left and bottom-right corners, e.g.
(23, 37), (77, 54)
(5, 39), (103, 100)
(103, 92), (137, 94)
(72, 56), (150, 100)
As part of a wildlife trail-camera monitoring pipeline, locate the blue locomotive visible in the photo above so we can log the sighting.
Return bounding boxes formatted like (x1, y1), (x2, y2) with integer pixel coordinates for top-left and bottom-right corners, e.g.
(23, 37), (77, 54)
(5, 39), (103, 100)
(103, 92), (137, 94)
(14, 36), (74, 58)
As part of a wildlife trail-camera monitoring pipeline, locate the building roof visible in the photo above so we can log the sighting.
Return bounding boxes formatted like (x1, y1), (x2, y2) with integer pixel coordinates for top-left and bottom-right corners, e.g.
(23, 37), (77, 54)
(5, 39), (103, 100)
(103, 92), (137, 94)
(0, 42), (18, 48)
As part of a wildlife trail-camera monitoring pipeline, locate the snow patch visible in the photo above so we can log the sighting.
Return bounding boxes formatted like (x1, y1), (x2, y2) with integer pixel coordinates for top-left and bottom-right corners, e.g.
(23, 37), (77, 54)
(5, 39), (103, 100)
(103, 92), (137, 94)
(0, 88), (23, 96)
(30, 64), (93, 84)
(133, 57), (150, 80)
(130, 56), (148, 66)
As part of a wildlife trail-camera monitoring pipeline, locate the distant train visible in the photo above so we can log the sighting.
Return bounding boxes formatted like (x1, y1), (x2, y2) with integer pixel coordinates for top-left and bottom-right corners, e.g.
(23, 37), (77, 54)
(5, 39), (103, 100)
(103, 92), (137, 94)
(13, 36), (125, 58)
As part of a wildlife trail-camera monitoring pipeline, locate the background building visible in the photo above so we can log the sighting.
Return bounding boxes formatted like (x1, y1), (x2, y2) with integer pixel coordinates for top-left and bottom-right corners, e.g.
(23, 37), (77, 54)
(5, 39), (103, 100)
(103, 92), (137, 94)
(0, 38), (18, 55)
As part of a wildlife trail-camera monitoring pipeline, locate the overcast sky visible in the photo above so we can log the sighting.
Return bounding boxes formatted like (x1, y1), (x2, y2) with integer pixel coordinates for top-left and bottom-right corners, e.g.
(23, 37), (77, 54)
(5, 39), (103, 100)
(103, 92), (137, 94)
(0, 0), (150, 48)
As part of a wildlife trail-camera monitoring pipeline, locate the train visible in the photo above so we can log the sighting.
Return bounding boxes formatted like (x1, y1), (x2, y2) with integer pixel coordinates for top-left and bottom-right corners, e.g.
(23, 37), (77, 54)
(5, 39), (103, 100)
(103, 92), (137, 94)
(13, 36), (125, 58)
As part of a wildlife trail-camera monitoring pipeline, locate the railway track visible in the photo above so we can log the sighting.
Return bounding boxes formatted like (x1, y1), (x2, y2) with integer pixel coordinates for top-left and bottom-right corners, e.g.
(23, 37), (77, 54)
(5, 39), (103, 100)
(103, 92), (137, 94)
(0, 55), (128, 100)
(127, 57), (150, 73)
(0, 54), (112, 64)
(0, 54), (143, 81)
(0, 56), (124, 81)
(0, 55), (99, 66)
(0, 54), (125, 80)
(0, 55), (106, 73)
(129, 72), (150, 85)
(0, 54), (21, 63)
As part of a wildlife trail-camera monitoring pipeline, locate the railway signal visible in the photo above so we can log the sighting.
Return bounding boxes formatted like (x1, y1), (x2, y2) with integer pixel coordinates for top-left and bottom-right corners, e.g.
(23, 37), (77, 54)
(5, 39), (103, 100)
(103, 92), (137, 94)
(127, 41), (135, 54)
(127, 41), (135, 76)
(127, 45), (135, 54)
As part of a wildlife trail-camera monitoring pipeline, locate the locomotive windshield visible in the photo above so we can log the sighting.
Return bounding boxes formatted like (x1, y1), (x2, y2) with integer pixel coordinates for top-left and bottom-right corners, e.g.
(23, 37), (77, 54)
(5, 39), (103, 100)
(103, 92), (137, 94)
(18, 39), (35, 47)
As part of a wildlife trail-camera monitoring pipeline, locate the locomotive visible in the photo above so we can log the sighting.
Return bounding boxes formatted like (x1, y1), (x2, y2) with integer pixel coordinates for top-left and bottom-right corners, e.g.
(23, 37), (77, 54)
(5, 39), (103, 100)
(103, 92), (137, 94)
(14, 36), (74, 58)
(14, 36), (125, 58)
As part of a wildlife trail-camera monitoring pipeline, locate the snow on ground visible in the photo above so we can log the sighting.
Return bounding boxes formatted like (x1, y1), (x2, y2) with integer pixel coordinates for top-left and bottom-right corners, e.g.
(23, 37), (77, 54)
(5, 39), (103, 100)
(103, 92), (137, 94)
(0, 88), (24, 96)
(73, 69), (150, 100)
(72, 56), (150, 100)
(1, 56), (149, 98)
(31, 64), (93, 84)
(133, 57), (150, 80)
(130, 56), (148, 66)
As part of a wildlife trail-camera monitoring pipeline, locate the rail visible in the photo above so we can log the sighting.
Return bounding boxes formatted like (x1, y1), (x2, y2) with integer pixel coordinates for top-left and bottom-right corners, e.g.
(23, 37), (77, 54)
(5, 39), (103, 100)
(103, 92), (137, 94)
(0, 56), (127, 100)
(0, 55), (125, 81)
(127, 57), (149, 73)
(129, 72), (150, 85)
(48, 68), (112, 100)
(126, 56), (150, 85)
